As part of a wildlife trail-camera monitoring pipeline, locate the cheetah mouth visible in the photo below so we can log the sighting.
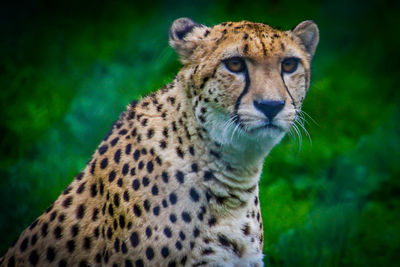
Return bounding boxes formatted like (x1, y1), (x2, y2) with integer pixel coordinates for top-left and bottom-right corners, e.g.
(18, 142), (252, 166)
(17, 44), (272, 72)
(251, 122), (285, 132)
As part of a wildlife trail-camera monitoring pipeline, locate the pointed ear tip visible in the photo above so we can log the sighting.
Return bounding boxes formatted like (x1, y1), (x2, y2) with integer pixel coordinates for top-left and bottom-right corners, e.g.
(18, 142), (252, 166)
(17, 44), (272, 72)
(295, 20), (319, 32)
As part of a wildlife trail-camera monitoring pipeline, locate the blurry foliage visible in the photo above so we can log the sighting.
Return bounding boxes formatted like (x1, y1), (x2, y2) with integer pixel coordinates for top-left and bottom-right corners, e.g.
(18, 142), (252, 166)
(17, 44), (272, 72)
(1, 0), (399, 265)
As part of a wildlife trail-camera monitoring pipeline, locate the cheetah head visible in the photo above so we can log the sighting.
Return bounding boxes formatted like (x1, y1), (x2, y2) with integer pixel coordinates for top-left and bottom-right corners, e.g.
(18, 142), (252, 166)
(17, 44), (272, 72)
(170, 18), (319, 154)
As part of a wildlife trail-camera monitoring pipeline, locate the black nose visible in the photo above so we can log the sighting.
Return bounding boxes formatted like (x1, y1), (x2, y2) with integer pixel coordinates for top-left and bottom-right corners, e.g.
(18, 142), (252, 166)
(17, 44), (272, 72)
(254, 99), (285, 120)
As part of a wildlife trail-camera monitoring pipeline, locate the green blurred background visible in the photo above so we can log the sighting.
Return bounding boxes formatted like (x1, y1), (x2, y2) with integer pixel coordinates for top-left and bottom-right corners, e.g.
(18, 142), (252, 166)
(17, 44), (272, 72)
(1, 0), (399, 265)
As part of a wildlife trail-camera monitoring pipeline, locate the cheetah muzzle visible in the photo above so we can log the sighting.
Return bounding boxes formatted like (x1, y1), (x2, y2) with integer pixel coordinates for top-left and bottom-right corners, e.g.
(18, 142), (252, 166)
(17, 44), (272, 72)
(1, 17), (319, 267)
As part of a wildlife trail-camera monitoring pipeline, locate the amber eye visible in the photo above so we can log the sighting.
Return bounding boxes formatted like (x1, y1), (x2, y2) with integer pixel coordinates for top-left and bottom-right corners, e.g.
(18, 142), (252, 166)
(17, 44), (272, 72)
(223, 57), (246, 73)
(281, 57), (299, 74)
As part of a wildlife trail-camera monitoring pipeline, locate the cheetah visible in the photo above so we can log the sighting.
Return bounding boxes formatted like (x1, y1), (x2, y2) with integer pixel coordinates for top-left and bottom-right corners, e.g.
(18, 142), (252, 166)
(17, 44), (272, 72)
(0, 18), (319, 266)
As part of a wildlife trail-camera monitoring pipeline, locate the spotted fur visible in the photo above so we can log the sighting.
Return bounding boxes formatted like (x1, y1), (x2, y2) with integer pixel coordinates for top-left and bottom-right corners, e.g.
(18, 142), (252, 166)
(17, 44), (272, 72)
(1, 18), (318, 266)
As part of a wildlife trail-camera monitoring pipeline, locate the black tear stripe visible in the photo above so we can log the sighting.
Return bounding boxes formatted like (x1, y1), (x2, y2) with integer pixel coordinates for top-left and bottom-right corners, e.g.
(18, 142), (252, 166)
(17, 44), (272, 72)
(280, 73), (297, 114)
(233, 69), (251, 125)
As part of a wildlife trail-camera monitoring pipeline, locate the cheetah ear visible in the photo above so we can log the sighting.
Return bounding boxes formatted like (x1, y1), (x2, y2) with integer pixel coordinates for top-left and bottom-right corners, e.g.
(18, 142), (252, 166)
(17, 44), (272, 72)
(169, 18), (208, 62)
(292, 20), (319, 57)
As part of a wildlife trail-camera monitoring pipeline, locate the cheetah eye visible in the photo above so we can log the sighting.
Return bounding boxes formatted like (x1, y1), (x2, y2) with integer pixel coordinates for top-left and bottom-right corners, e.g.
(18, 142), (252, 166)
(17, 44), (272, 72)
(223, 57), (246, 73)
(281, 57), (299, 74)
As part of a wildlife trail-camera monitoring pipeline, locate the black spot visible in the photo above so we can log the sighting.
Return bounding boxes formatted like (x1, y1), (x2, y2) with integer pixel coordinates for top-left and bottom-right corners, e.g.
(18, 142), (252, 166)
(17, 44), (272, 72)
(147, 128), (154, 139)
(90, 160), (96, 174)
(175, 241), (182, 250)
(156, 156), (162, 165)
(107, 227), (113, 239)
(31, 234), (37, 246)
(130, 232), (139, 247)
(169, 193), (177, 205)
(204, 171), (214, 181)
(117, 178), (123, 186)
(79, 260), (89, 267)
(95, 254), (101, 263)
(122, 163), (129, 175)
(208, 217), (217, 226)
(59, 259), (67, 267)
(123, 191), (130, 202)
(114, 238), (120, 252)
(161, 246), (169, 258)
(110, 137), (119, 146)
(29, 219), (39, 230)
(62, 196), (73, 208)
(164, 227), (172, 238)
(189, 187), (200, 202)
(176, 147), (184, 158)
(66, 240), (75, 253)
(108, 170), (116, 182)
(170, 213), (177, 223)
(189, 146), (195, 156)
(168, 261), (177, 267)
(132, 179), (140, 191)
(119, 215), (126, 228)
(133, 204), (142, 217)
(144, 199), (151, 212)
(114, 149), (121, 164)
(193, 227), (200, 237)
(114, 194), (120, 207)
(138, 161), (144, 170)
(162, 172), (169, 183)
(130, 167), (136, 176)
(76, 204), (85, 219)
(54, 226), (62, 239)
(7, 256), (15, 267)
(71, 224), (79, 237)
(108, 204), (114, 216)
(41, 222), (49, 237)
(63, 186), (72, 195)
(133, 149), (140, 161)
(142, 177), (150, 187)
(175, 171), (184, 184)
(99, 181), (104, 195)
(146, 161), (154, 174)
(50, 210), (57, 221)
(119, 129), (128, 135)
(145, 227), (152, 237)
(46, 246), (56, 262)
(90, 184), (97, 197)
(29, 250), (39, 266)
(76, 182), (86, 194)
(58, 213), (65, 222)
(94, 227), (100, 238)
(99, 144), (108, 155)
(100, 158), (108, 169)
(179, 231), (186, 240)
(191, 163), (198, 172)
(146, 247), (154, 260)
(121, 242), (128, 254)
(19, 237), (28, 252)
(83, 237), (91, 250)
(153, 206), (160, 216)
(151, 185), (159, 195)
(202, 248), (214, 255)
(125, 144), (132, 155)
(135, 259), (144, 267)
(181, 211), (191, 223)
(92, 208), (99, 221)
(162, 199), (168, 208)
(160, 140), (167, 149)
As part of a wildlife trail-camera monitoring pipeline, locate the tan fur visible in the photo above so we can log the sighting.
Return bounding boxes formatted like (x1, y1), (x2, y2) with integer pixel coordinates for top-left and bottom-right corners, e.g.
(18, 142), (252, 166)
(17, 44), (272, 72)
(1, 18), (318, 266)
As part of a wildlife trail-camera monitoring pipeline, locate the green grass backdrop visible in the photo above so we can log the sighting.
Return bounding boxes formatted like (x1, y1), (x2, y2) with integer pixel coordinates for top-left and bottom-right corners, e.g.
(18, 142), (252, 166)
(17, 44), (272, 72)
(1, 0), (399, 265)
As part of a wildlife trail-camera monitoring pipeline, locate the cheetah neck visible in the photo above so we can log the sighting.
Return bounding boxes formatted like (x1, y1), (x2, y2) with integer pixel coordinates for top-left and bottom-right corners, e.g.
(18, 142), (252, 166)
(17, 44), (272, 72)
(171, 76), (283, 210)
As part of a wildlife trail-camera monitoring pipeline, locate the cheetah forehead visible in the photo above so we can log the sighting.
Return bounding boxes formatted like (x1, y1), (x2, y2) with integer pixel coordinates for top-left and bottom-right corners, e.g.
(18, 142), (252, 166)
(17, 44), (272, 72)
(170, 18), (317, 66)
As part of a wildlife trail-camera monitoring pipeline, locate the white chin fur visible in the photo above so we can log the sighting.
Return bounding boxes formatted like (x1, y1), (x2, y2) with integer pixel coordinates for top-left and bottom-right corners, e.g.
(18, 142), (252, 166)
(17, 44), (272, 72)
(201, 108), (286, 157)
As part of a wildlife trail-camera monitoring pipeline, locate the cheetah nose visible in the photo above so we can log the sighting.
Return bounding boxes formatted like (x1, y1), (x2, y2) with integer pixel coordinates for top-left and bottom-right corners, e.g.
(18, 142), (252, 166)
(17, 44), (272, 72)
(253, 99), (285, 121)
